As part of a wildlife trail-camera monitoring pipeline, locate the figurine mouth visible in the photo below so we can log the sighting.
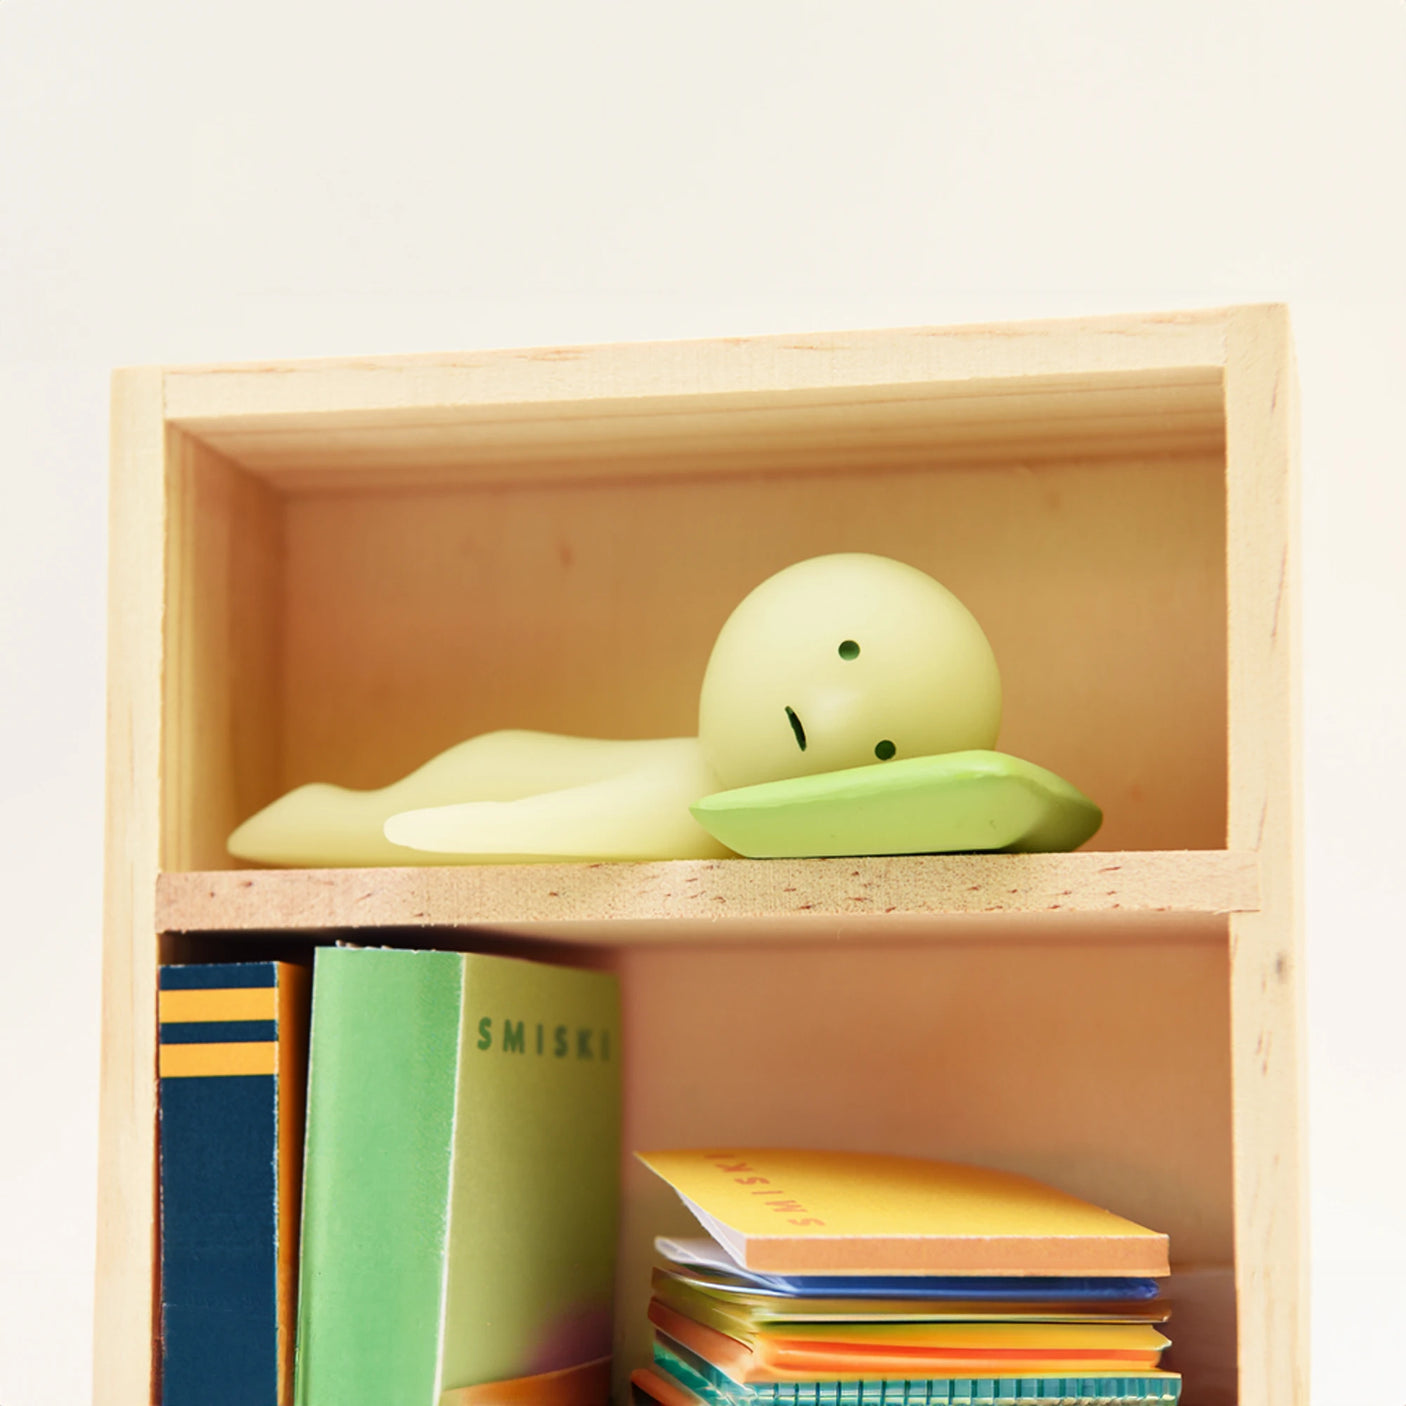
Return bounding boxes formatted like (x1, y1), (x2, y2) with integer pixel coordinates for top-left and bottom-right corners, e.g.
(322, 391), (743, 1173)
(784, 706), (807, 752)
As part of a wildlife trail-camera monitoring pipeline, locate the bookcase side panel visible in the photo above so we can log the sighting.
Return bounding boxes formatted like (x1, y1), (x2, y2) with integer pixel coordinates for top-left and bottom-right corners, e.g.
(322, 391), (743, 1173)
(1224, 306), (1306, 1406)
(161, 430), (284, 872)
(94, 369), (167, 1406)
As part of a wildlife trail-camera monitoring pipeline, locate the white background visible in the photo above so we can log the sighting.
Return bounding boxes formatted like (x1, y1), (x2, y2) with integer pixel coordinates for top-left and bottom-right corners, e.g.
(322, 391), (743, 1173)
(1, 3), (1402, 1401)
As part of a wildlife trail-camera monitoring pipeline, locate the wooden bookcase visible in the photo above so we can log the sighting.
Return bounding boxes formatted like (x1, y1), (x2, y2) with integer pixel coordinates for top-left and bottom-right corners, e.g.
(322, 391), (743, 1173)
(94, 307), (1303, 1405)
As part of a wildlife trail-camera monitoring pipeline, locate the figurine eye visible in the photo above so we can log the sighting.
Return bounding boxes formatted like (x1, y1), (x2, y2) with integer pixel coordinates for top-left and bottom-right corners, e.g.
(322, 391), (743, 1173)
(838, 640), (860, 660)
(875, 740), (896, 761)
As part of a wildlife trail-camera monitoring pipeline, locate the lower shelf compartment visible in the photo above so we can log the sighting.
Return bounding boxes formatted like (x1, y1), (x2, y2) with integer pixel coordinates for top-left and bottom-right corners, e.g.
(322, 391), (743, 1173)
(143, 905), (1243, 1406)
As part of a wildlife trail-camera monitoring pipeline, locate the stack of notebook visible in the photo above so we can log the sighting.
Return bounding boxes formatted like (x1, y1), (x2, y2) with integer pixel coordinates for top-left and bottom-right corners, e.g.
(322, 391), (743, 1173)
(634, 1150), (1180, 1406)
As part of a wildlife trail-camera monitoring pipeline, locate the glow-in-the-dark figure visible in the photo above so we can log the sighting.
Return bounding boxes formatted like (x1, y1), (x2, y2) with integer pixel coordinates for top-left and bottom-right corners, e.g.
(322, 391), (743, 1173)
(227, 554), (1096, 866)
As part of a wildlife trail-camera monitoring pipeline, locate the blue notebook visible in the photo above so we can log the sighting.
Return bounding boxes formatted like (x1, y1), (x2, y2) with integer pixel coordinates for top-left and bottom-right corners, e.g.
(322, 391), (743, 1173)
(158, 962), (309, 1406)
(657, 1238), (1161, 1301)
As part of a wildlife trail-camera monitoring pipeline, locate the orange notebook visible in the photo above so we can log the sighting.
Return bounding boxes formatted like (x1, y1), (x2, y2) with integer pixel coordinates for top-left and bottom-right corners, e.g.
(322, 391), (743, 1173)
(632, 1365), (706, 1406)
(647, 1302), (1169, 1380)
(637, 1149), (1170, 1277)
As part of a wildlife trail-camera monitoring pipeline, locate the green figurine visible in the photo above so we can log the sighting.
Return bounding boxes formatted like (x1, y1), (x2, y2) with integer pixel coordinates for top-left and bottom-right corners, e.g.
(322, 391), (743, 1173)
(228, 554), (1099, 865)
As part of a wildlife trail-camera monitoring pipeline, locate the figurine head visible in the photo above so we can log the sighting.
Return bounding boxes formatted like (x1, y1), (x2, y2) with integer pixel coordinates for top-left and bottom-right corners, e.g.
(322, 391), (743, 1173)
(697, 554), (1002, 790)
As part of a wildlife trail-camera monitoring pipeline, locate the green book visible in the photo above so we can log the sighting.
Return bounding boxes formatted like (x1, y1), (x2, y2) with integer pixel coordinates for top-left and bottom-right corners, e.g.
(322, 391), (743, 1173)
(294, 946), (621, 1406)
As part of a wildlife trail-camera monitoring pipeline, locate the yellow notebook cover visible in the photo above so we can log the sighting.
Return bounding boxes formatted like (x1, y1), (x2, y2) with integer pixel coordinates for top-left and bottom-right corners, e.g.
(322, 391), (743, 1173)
(637, 1149), (1169, 1276)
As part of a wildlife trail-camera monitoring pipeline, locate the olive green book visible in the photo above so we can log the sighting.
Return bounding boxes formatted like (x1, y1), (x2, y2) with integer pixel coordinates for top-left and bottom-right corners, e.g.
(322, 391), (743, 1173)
(294, 946), (621, 1406)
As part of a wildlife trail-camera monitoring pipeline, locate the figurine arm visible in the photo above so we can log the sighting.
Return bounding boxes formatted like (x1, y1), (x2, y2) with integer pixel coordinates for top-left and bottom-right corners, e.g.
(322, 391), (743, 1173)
(384, 742), (731, 862)
(227, 731), (696, 867)
(384, 730), (685, 804)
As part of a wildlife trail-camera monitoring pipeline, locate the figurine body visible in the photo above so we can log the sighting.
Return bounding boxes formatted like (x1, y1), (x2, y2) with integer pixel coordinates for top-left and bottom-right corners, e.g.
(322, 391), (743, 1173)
(228, 733), (729, 866)
(228, 554), (1037, 866)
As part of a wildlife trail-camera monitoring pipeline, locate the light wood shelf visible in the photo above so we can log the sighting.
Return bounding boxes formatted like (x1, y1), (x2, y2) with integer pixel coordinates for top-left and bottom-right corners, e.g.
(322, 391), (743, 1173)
(96, 306), (1303, 1406)
(157, 849), (1259, 941)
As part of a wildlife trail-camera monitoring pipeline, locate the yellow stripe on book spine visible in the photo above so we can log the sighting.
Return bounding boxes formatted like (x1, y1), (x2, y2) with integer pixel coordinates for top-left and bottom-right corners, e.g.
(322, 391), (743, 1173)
(160, 987), (279, 1022)
(160, 1042), (279, 1077)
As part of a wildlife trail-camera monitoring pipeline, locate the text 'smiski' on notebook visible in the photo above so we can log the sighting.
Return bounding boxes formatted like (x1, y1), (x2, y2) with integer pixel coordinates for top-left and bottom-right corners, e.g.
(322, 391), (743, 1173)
(636, 1148), (1171, 1277)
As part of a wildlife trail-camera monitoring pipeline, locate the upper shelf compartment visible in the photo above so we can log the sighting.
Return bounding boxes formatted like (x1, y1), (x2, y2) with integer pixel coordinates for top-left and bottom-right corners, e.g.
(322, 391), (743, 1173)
(154, 314), (1233, 877)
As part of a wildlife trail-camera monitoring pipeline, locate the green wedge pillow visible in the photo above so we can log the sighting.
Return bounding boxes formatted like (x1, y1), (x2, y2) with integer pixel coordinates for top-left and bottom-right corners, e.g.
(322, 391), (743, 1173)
(691, 750), (1102, 858)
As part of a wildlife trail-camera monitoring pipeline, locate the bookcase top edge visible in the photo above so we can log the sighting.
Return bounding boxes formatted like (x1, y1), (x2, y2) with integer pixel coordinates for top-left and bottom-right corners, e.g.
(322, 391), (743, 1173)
(122, 304), (1284, 380)
(113, 307), (1281, 430)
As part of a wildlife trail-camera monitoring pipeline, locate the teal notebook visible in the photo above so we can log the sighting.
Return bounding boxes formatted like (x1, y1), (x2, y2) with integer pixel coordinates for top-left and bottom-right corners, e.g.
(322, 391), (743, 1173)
(294, 947), (621, 1406)
(650, 1339), (1182, 1406)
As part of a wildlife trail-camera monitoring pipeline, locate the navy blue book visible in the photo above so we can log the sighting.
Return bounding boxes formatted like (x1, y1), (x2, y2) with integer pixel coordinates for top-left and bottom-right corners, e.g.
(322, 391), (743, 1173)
(158, 962), (309, 1406)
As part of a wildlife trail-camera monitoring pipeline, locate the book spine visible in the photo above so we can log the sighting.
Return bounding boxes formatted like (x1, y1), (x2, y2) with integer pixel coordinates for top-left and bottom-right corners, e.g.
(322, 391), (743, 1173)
(158, 961), (306, 1406)
(293, 947), (465, 1406)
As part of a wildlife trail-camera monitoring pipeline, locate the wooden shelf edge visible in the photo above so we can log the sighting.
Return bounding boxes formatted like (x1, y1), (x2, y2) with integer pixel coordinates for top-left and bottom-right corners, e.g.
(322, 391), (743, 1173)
(156, 849), (1259, 941)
